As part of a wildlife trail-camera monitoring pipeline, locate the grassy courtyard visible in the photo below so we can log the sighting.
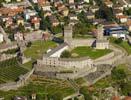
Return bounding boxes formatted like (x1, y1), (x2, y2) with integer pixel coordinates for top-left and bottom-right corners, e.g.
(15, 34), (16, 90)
(24, 40), (57, 59)
(0, 58), (28, 84)
(110, 37), (131, 55)
(0, 77), (75, 100)
(71, 46), (112, 59)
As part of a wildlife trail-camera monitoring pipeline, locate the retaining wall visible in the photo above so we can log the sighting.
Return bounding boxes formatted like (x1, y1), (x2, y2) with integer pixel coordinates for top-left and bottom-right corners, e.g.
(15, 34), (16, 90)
(0, 68), (34, 91)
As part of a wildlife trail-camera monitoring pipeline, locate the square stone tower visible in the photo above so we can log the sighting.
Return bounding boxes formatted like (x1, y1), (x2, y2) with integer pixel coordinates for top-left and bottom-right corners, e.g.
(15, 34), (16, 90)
(96, 24), (109, 49)
(64, 25), (73, 46)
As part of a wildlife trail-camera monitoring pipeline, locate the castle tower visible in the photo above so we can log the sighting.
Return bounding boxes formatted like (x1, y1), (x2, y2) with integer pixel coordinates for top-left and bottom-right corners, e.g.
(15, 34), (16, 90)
(95, 24), (109, 49)
(64, 25), (73, 46)
(97, 24), (104, 40)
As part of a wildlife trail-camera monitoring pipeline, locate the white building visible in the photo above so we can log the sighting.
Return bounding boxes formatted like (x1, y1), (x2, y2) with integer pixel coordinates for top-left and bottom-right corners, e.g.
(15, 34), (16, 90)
(111, 30), (128, 39)
(42, 3), (51, 11)
(24, 9), (37, 20)
(0, 34), (4, 43)
(32, 0), (38, 3)
(84, 0), (89, 3)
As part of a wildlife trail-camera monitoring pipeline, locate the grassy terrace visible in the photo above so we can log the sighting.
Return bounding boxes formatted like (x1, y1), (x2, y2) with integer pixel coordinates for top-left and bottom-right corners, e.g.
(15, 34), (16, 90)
(0, 77), (75, 100)
(110, 37), (131, 55)
(93, 64), (131, 95)
(24, 40), (57, 59)
(0, 58), (28, 84)
(71, 46), (112, 59)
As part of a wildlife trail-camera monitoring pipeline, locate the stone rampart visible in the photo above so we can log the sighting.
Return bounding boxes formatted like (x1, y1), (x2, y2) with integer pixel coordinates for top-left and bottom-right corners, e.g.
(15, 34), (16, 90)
(71, 39), (95, 48)
(0, 42), (18, 53)
(37, 57), (93, 69)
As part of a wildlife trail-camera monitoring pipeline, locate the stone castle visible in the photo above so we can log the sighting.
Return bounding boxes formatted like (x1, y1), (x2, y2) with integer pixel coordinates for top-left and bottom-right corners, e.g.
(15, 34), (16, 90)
(35, 24), (109, 79)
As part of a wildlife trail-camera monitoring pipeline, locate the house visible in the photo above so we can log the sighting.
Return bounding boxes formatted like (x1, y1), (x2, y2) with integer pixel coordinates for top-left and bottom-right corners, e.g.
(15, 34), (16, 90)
(5, 17), (13, 28)
(44, 11), (52, 17)
(31, 93), (37, 100)
(14, 32), (24, 41)
(85, 11), (95, 20)
(32, 0), (38, 3)
(90, 5), (99, 13)
(111, 30), (127, 39)
(38, 0), (47, 6)
(31, 16), (41, 30)
(104, 26), (128, 39)
(60, 7), (69, 16)
(49, 15), (59, 27)
(0, 16), (9, 22)
(104, 0), (113, 7)
(101, 21), (118, 28)
(69, 4), (76, 9)
(69, 20), (78, 26)
(76, 3), (84, 9)
(68, 0), (74, 4)
(126, 20), (131, 32)
(69, 13), (78, 21)
(0, 7), (24, 17)
(57, 3), (65, 11)
(92, 19), (106, 25)
(42, 2), (51, 11)
(84, 0), (90, 3)
(113, 9), (123, 16)
(24, 9), (37, 20)
(24, 23), (32, 31)
(124, 96), (131, 100)
(17, 16), (24, 26)
(113, 4), (124, 11)
(54, 1), (62, 7)
(116, 15), (128, 23)
(118, 0), (128, 8)
(112, 96), (120, 100)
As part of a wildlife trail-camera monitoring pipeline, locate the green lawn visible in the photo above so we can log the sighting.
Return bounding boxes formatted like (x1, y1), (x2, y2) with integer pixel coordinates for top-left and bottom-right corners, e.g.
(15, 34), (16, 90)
(71, 46), (112, 59)
(110, 37), (131, 55)
(74, 34), (95, 39)
(75, 77), (86, 85)
(21, 61), (33, 70)
(0, 78), (75, 100)
(24, 40), (57, 59)
(0, 58), (28, 83)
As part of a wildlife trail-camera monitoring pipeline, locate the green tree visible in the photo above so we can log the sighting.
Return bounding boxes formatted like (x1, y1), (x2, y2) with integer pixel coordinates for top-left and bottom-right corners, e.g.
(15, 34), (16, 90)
(60, 50), (71, 58)
(111, 68), (127, 81)
(95, 4), (114, 21)
(79, 87), (93, 100)
(114, 38), (123, 44)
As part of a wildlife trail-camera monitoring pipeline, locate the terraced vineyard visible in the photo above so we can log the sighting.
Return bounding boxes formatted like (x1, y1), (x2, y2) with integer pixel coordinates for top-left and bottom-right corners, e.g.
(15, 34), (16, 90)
(0, 58), (28, 84)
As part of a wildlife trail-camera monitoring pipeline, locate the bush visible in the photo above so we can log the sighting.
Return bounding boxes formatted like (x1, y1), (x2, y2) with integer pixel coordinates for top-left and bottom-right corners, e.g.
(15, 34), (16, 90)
(60, 50), (71, 58)
(114, 38), (123, 44)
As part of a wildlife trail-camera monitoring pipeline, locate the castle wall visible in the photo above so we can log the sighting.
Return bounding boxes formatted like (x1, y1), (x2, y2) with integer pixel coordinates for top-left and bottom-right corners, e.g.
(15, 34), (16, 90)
(37, 57), (93, 69)
(71, 39), (95, 48)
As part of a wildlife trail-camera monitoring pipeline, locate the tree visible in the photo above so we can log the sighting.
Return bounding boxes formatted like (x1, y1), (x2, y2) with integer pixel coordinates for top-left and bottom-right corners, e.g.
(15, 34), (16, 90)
(18, 23), (25, 33)
(60, 50), (71, 58)
(114, 38), (123, 44)
(95, 4), (115, 21)
(111, 68), (127, 81)
(79, 87), (93, 100)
